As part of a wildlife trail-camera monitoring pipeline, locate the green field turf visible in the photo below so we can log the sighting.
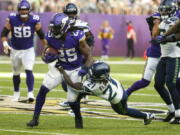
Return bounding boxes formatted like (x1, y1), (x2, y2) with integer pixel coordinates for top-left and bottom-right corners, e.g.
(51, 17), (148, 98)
(0, 56), (180, 135)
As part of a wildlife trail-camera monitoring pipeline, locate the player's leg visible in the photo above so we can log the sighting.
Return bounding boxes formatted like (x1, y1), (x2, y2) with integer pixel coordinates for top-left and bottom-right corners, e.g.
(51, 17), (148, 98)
(67, 87), (83, 128)
(22, 48), (35, 102)
(165, 58), (180, 124)
(154, 58), (174, 121)
(126, 57), (159, 96)
(27, 67), (63, 127)
(111, 91), (154, 125)
(10, 49), (22, 101)
(66, 69), (83, 128)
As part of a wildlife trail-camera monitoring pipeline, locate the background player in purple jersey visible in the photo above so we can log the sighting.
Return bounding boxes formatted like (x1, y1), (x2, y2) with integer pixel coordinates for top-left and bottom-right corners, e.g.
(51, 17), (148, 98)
(27, 13), (93, 128)
(126, 12), (161, 96)
(1, 0), (47, 102)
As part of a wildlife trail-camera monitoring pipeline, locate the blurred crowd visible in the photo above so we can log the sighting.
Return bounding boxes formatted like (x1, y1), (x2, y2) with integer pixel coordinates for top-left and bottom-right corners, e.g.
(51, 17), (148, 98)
(0, 0), (161, 15)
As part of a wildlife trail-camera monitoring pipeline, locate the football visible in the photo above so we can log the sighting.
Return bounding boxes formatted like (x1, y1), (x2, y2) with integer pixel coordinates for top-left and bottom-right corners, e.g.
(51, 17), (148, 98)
(42, 47), (59, 63)
(44, 47), (58, 55)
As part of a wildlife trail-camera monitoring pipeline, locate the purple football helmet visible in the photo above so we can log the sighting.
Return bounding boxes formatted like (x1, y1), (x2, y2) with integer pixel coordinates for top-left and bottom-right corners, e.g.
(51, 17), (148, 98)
(17, 0), (31, 18)
(49, 13), (71, 38)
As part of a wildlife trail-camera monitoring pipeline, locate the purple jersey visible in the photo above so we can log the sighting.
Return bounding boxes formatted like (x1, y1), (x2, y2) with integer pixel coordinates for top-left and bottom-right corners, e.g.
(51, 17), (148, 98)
(176, 10), (180, 19)
(146, 12), (161, 58)
(46, 30), (85, 70)
(9, 13), (40, 50)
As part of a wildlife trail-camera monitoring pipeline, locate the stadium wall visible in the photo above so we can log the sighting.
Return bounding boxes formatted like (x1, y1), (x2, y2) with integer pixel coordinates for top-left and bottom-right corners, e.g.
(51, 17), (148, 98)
(0, 12), (151, 57)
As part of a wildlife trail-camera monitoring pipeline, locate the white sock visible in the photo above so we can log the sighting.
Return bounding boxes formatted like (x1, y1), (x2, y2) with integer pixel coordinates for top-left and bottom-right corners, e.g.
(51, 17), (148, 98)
(167, 104), (175, 113)
(175, 109), (180, 117)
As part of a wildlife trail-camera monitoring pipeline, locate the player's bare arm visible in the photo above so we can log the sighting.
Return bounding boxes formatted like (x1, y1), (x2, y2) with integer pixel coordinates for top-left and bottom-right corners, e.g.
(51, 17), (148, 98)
(164, 20), (180, 36)
(35, 23), (48, 47)
(79, 38), (93, 67)
(58, 67), (83, 90)
(1, 18), (11, 54)
(152, 18), (161, 38)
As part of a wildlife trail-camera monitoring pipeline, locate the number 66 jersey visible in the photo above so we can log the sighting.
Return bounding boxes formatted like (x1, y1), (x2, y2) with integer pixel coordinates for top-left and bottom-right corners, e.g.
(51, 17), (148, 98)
(83, 78), (124, 104)
(8, 12), (40, 50)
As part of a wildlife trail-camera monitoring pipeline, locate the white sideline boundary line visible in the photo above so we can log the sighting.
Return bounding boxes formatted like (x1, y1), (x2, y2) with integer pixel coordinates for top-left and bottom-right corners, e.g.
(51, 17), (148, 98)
(0, 129), (75, 135)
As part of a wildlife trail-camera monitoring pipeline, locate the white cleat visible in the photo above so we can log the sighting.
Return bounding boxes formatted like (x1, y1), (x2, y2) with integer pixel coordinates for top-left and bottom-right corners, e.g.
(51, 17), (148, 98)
(59, 101), (69, 107)
(12, 92), (20, 102)
(28, 92), (35, 103)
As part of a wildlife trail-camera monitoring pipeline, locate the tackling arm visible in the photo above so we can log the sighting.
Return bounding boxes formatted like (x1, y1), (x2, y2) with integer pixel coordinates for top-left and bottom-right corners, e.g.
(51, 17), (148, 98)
(57, 66), (83, 90)
(164, 20), (180, 36)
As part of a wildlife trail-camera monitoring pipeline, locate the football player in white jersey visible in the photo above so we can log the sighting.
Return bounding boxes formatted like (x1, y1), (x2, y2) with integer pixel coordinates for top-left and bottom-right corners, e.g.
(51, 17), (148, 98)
(56, 62), (155, 127)
(154, 0), (180, 124)
(59, 3), (95, 107)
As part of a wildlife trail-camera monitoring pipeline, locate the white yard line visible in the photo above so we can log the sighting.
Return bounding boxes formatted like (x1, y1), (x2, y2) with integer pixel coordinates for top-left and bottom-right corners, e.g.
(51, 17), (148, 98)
(0, 129), (75, 135)
(0, 72), (141, 78)
(0, 60), (145, 65)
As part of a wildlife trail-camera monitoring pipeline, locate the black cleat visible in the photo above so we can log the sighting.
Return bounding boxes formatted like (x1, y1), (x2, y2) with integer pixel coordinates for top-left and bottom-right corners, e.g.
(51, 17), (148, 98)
(75, 117), (83, 129)
(170, 117), (180, 124)
(28, 98), (35, 103)
(27, 119), (39, 127)
(163, 112), (175, 122)
(144, 113), (155, 125)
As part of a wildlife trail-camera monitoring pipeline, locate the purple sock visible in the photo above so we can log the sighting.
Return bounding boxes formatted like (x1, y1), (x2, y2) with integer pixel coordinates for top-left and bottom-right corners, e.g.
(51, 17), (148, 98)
(126, 78), (150, 96)
(25, 70), (34, 92)
(13, 75), (20, 92)
(34, 85), (49, 117)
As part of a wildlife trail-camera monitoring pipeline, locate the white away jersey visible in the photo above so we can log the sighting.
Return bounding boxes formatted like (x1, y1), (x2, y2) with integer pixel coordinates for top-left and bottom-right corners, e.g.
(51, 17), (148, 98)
(74, 19), (90, 33)
(159, 16), (180, 57)
(82, 78), (124, 104)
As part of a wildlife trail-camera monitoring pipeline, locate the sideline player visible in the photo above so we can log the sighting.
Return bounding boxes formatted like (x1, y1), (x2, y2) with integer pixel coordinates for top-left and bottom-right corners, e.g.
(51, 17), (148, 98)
(1, 0), (47, 102)
(56, 61), (155, 127)
(27, 13), (93, 128)
(154, 0), (180, 124)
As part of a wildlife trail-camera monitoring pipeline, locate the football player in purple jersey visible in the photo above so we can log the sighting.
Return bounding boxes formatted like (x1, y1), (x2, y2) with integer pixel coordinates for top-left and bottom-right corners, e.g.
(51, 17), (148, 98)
(27, 13), (93, 128)
(126, 12), (161, 96)
(59, 3), (95, 107)
(1, 0), (47, 102)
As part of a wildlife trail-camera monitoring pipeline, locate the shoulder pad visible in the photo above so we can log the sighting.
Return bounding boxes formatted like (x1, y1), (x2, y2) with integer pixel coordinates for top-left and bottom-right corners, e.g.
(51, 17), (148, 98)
(31, 14), (40, 21)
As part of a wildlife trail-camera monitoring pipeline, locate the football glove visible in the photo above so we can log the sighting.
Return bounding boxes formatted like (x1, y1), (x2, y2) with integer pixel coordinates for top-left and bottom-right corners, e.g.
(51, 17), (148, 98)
(78, 65), (89, 76)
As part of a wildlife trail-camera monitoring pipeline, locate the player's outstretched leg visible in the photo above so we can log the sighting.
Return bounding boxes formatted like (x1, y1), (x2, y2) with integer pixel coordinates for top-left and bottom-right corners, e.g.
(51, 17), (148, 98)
(27, 85), (49, 127)
(69, 102), (83, 129)
(25, 70), (35, 102)
(126, 78), (150, 96)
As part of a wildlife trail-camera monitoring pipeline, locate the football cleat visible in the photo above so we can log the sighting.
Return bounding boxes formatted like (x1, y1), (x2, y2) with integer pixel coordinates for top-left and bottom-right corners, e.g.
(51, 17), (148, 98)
(144, 113), (155, 125)
(59, 101), (69, 107)
(12, 91), (20, 102)
(75, 117), (83, 129)
(28, 92), (35, 103)
(170, 117), (180, 124)
(163, 112), (175, 122)
(27, 119), (39, 127)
